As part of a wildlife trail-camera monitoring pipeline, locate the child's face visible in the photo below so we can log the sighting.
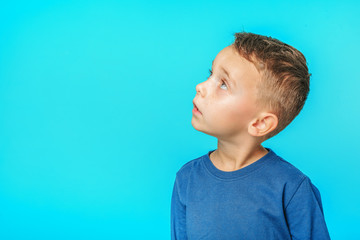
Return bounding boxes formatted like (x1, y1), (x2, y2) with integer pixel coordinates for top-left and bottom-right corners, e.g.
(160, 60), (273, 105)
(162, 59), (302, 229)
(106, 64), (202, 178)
(192, 45), (262, 139)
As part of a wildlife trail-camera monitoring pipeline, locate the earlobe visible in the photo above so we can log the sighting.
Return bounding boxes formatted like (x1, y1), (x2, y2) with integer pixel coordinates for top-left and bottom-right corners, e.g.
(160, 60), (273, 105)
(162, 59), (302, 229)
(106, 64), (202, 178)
(248, 113), (278, 137)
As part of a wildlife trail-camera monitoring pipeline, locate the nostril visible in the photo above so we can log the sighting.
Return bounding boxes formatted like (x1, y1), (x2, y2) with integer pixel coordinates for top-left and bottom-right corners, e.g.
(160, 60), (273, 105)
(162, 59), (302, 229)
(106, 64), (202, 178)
(196, 84), (204, 95)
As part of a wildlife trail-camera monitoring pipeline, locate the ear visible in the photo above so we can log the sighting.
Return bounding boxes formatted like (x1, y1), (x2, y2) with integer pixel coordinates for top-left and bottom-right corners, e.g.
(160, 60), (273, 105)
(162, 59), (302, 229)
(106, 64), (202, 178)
(248, 112), (278, 137)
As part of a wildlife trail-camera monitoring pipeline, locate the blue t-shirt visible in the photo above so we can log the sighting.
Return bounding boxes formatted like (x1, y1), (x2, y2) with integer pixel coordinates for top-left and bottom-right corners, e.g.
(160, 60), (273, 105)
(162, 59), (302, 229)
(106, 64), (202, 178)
(171, 148), (331, 240)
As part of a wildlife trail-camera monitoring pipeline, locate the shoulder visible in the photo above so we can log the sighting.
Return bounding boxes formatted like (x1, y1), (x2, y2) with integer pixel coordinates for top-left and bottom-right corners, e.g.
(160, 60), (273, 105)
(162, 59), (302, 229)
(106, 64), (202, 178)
(176, 154), (203, 180)
(266, 148), (320, 205)
(264, 149), (307, 182)
(173, 154), (205, 205)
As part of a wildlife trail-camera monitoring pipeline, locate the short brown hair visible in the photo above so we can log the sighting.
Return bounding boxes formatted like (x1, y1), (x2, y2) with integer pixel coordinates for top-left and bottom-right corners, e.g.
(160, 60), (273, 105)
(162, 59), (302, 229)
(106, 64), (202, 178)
(232, 32), (311, 139)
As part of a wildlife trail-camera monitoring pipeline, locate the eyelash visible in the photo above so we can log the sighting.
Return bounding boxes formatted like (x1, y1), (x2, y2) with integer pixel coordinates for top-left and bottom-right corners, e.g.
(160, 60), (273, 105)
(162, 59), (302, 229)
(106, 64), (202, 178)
(208, 68), (227, 90)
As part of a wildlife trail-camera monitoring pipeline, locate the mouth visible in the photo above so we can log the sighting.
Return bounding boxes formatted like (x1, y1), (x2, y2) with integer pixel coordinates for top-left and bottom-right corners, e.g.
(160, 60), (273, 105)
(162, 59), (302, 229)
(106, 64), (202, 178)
(192, 101), (202, 114)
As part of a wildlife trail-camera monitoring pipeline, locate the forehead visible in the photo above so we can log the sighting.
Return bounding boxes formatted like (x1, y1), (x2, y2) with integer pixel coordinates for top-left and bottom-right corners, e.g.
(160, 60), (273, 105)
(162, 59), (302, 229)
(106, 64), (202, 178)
(213, 45), (248, 68)
(212, 46), (260, 88)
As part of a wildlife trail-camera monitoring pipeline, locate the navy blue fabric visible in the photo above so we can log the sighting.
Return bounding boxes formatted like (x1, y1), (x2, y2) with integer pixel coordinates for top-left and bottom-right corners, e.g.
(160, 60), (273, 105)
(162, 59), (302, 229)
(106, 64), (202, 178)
(171, 148), (331, 240)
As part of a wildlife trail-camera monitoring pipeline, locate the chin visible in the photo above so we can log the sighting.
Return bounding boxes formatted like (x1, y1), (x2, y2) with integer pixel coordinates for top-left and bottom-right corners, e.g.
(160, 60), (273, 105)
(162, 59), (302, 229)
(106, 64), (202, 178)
(191, 121), (200, 131)
(192, 125), (217, 138)
(191, 120), (204, 132)
(191, 118), (218, 137)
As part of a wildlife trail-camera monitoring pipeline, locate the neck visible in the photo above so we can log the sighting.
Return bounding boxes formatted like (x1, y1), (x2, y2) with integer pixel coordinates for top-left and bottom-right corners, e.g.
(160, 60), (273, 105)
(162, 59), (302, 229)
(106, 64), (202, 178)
(211, 138), (268, 172)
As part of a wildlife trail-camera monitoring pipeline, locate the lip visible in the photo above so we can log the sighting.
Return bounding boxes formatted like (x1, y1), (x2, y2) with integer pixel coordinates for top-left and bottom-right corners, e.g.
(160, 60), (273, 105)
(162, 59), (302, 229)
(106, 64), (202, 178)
(192, 101), (202, 115)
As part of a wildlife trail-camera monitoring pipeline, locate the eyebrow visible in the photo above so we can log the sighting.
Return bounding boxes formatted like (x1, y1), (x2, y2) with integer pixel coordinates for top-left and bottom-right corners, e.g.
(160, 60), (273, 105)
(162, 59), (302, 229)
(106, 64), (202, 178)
(212, 60), (236, 87)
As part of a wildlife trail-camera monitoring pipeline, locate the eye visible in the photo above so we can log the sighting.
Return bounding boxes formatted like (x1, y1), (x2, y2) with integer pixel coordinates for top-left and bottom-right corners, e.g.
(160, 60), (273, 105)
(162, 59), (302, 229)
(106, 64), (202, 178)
(209, 68), (227, 90)
(220, 81), (228, 90)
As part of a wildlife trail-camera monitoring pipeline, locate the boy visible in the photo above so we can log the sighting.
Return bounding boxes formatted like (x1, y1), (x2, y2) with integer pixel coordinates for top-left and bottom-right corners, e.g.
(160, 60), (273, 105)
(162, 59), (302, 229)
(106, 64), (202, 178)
(171, 32), (331, 239)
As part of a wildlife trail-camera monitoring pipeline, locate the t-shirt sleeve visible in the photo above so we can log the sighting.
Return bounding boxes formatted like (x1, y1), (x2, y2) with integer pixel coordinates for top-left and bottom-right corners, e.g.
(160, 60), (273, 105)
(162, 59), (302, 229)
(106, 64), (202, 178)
(285, 176), (331, 240)
(171, 175), (188, 240)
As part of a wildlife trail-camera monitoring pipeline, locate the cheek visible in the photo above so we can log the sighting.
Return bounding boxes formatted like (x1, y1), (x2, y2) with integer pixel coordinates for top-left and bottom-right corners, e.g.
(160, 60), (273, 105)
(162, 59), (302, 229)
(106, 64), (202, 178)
(211, 101), (240, 123)
(228, 98), (256, 122)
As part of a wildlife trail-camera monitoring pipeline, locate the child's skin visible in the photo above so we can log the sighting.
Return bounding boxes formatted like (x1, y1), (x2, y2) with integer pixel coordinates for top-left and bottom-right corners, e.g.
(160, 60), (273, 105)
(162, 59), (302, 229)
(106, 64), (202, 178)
(191, 45), (278, 172)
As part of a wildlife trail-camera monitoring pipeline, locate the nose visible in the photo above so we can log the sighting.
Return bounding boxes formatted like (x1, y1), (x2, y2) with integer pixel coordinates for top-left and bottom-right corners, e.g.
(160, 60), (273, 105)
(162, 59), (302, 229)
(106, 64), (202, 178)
(196, 81), (207, 97)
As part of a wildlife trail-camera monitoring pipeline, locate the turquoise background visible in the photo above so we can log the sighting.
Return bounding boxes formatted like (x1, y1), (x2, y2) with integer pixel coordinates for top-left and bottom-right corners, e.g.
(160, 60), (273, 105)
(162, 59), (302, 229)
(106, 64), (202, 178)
(1, 0), (359, 239)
